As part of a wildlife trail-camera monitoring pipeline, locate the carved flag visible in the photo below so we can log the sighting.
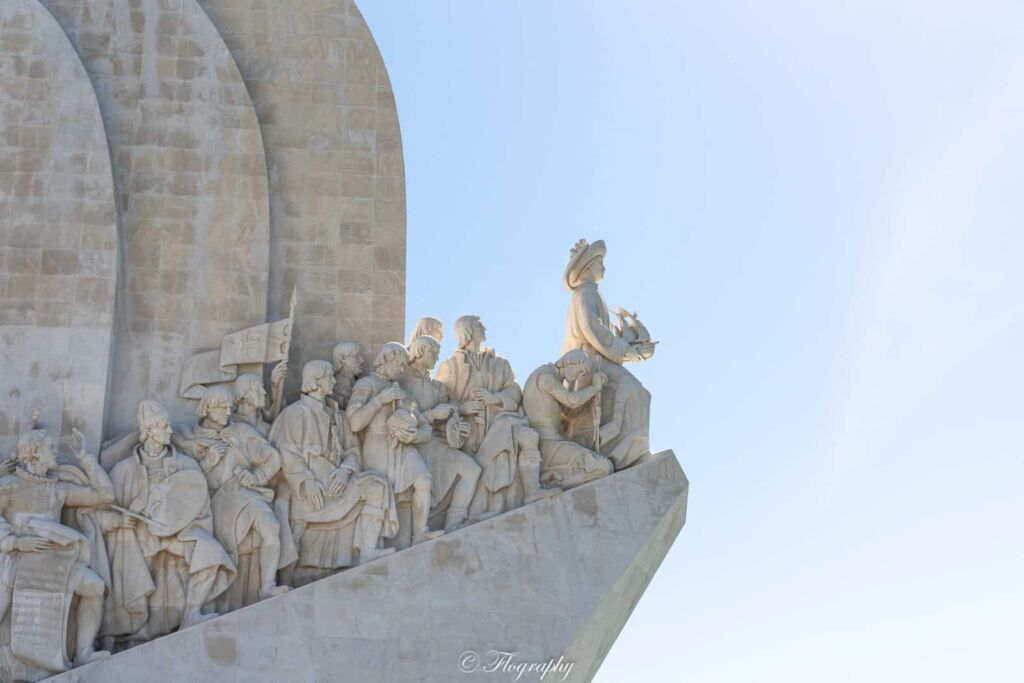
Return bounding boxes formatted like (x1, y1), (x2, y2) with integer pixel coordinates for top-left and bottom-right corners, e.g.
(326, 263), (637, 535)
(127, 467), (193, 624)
(179, 291), (295, 399)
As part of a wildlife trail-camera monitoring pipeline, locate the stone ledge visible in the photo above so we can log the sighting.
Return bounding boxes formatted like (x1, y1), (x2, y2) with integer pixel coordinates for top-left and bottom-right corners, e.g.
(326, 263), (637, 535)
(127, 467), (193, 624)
(47, 451), (687, 683)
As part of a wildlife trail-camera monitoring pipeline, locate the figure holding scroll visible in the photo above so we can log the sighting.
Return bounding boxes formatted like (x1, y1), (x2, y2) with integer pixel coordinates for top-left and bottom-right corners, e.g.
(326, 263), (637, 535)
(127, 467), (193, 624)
(0, 427), (113, 678)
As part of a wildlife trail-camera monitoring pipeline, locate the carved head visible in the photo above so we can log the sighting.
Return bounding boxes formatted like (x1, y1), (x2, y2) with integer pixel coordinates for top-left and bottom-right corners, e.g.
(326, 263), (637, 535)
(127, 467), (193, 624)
(16, 429), (56, 475)
(234, 373), (267, 410)
(407, 316), (443, 347)
(301, 360), (335, 397)
(374, 342), (409, 381)
(454, 315), (486, 349)
(407, 335), (441, 372)
(554, 349), (594, 384)
(564, 239), (607, 289)
(332, 341), (363, 377)
(197, 386), (234, 428)
(137, 400), (172, 449)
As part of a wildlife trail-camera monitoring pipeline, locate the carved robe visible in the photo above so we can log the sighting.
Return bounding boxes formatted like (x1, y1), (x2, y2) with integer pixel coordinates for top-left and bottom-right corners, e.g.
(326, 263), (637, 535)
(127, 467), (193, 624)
(0, 462), (112, 677)
(435, 349), (529, 510)
(269, 395), (398, 578)
(563, 281), (651, 469)
(347, 375), (431, 496)
(522, 364), (613, 488)
(101, 446), (235, 641)
(189, 420), (289, 609)
(400, 371), (481, 522)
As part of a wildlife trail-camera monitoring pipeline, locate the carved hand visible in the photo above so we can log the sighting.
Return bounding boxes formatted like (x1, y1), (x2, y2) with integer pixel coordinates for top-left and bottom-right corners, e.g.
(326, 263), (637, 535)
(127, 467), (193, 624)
(429, 403), (457, 422)
(305, 480), (326, 511)
(623, 346), (645, 363)
(377, 386), (406, 404)
(328, 467), (351, 495)
(591, 372), (608, 390)
(119, 513), (137, 529)
(393, 426), (418, 444)
(461, 399), (485, 415)
(72, 427), (90, 462)
(17, 536), (54, 553)
(471, 388), (501, 406)
(271, 360), (288, 387)
(236, 468), (258, 488)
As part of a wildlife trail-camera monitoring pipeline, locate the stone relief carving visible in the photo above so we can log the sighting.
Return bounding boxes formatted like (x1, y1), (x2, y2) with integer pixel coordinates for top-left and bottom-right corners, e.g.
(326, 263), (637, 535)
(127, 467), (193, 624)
(99, 401), (236, 647)
(269, 361), (398, 587)
(347, 344), (444, 549)
(0, 428), (112, 681)
(436, 316), (561, 518)
(562, 239), (655, 469)
(0, 237), (656, 676)
(407, 316), (444, 347)
(523, 350), (614, 489)
(401, 336), (481, 533)
(183, 388), (290, 609)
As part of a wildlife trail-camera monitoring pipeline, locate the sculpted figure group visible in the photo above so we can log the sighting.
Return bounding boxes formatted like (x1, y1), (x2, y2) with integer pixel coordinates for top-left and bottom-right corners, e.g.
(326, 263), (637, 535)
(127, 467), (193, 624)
(0, 239), (656, 680)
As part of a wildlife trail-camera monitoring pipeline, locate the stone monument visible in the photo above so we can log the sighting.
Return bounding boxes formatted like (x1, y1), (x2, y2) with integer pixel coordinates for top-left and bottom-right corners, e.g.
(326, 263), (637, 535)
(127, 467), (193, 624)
(0, 1), (685, 680)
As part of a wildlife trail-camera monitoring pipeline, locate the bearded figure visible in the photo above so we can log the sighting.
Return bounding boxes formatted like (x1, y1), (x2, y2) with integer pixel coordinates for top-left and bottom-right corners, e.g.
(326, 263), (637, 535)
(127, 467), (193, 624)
(0, 427), (113, 680)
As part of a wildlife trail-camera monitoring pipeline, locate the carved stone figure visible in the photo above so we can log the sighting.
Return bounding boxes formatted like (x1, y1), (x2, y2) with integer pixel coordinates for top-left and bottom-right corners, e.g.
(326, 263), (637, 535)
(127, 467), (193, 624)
(347, 344), (445, 548)
(407, 316), (444, 347)
(187, 388), (290, 610)
(522, 351), (614, 489)
(269, 361), (398, 587)
(232, 373), (274, 438)
(100, 401), (236, 646)
(331, 341), (364, 410)
(562, 239), (653, 469)
(400, 336), (482, 532)
(0, 429), (113, 679)
(436, 317), (561, 517)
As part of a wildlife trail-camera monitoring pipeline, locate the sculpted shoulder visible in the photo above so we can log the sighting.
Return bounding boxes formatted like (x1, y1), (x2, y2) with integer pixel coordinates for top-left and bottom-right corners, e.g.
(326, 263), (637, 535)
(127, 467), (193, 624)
(535, 370), (558, 393)
(228, 419), (268, 443)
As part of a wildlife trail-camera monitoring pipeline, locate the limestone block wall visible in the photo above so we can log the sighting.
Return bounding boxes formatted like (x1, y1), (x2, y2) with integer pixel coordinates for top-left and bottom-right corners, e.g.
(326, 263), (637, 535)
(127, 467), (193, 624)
(41, 0), (272, 435)
(199, 0), (407, 371)
(0, 0), (117, 453)
(2, 0), (408, 442)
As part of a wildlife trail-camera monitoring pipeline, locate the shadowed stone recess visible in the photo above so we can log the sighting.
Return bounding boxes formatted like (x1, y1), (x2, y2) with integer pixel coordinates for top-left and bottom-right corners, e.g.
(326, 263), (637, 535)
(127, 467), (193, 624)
(198, 0), (407, 375)
(46, 451), (687, 683)
(40, 0), (272, 435)
(0, 0), (117, 453)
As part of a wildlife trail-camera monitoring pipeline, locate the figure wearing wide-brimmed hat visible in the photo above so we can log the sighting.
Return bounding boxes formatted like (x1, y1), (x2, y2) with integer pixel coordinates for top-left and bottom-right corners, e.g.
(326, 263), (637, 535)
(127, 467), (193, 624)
(562, 239), (654, 470)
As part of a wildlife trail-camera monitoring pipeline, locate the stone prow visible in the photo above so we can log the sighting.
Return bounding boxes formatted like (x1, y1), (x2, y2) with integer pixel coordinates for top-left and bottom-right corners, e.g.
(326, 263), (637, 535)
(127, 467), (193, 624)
(46, 451), (687, 682)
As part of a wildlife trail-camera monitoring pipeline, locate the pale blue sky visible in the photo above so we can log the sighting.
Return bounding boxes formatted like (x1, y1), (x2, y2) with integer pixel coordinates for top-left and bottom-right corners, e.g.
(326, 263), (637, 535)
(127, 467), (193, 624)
(361, 2), (1024, 680)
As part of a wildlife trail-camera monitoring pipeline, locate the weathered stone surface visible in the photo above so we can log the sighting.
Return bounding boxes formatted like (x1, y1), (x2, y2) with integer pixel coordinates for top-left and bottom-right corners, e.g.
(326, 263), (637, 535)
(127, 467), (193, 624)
(0, 0), (117, 453)
(40, 0), (272, 435)
(198, 0), (407, 372)
(47, 451), (687, 683)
